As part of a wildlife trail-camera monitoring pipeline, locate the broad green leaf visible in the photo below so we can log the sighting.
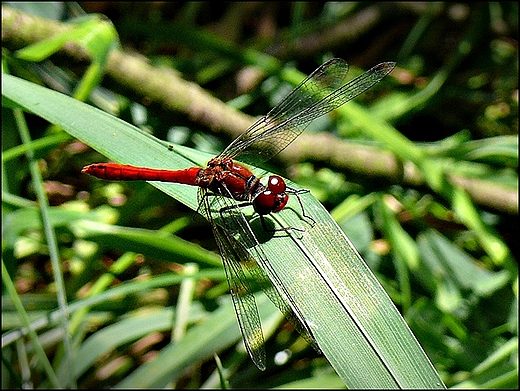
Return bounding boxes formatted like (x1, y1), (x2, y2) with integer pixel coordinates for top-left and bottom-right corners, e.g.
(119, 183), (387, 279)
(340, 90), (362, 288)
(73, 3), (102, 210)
(2, 74), (445, 388)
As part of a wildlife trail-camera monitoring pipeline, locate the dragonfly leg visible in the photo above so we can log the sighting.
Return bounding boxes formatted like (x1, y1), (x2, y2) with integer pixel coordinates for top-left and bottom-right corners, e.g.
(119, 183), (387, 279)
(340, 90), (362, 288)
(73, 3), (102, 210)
(217, 201), (308, 234)
(285, 187), (316, 227)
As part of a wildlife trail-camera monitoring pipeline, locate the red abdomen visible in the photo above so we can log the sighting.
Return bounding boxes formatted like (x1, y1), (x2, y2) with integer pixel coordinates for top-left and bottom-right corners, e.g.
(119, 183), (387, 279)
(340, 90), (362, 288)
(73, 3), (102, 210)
(82, 163), (201, 185)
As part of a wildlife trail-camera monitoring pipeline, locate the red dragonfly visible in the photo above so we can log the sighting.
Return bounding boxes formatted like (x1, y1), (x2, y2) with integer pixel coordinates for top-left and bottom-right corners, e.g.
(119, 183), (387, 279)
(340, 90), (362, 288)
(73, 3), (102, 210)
(83, 58), (395, 370)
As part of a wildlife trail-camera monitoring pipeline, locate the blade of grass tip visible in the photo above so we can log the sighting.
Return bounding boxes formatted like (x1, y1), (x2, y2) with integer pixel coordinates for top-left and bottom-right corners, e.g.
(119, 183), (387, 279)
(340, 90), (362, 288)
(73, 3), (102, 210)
(169, 263), (198, 389)
(212, 353), (230, 389)
(13, 107), (75, 387)
(173, 263), (199, 342)
(451, 185), (515, 271)
(1, 132), (71, 162)
(72, 19), (118, 101)
(2, 261), (61, 388)
(378, 196), (417, 313)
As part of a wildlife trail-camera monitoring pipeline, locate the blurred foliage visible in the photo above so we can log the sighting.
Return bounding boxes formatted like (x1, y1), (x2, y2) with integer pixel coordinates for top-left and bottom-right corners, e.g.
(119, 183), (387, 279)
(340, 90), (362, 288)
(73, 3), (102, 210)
(2, 1), (518, 389)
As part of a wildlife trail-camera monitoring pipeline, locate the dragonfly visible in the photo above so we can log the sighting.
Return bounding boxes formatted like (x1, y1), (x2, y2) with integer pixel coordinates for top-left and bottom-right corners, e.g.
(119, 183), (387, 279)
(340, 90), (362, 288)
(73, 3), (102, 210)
(83, 58), (395, 370)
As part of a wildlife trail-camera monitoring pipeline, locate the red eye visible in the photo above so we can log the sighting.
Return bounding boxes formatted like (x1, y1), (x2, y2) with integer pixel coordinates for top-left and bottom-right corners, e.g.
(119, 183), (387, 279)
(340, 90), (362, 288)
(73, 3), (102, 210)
(267, 176), (286, 194)
(272, 193), (289, 213)
(253, 191), (275, 215)
(253, 190), (289, 215)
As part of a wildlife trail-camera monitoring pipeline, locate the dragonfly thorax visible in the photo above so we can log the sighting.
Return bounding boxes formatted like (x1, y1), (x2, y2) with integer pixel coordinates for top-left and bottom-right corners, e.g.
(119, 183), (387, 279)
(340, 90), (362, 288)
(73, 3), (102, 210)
(202, 157), (289, 215)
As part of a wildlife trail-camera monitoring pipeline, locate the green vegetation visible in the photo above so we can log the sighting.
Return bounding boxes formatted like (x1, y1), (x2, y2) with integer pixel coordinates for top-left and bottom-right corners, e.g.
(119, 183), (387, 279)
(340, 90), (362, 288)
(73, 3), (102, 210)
(2, 2), (517, 388)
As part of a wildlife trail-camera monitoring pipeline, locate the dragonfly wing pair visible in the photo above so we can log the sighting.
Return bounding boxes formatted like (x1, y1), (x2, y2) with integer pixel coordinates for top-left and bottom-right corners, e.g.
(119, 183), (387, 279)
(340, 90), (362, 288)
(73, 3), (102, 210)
(218, 59), (396, 167)
(196, 59), (396, 370)
(201, 187), (318, 371)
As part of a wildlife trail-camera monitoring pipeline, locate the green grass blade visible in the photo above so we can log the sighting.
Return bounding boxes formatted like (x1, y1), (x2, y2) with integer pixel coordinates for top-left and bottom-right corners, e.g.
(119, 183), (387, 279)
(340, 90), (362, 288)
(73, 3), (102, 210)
(3, 73), (446, 388)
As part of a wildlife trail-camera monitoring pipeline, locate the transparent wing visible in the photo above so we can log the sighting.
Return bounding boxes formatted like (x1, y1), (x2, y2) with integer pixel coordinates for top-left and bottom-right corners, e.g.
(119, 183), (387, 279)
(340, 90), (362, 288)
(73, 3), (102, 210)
(213, 225), (267, 370)
(203, 187), (320, 366)
(218, 59), (395, 166)
(198, 59), (396, 369)
(199, 189), (267, 370)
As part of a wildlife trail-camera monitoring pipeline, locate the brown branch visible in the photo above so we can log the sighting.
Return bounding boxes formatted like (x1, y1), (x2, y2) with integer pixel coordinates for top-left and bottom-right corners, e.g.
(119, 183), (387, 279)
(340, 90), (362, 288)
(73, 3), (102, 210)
(2, 5), (517, 215)
(267, 4), (386, 60)
(283, 133), (518, 215)
(105, 50), (253, 138)
(2, 5), (254, 139)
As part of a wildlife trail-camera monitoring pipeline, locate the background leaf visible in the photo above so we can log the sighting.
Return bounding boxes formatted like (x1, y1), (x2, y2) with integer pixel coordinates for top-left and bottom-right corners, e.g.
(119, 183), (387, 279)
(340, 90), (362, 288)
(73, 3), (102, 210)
(2, 2), (516, 389)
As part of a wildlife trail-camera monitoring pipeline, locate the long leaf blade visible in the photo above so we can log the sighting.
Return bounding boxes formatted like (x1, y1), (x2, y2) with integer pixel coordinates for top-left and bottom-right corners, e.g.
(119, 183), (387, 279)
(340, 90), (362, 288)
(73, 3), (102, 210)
(3, 74), (445, 388)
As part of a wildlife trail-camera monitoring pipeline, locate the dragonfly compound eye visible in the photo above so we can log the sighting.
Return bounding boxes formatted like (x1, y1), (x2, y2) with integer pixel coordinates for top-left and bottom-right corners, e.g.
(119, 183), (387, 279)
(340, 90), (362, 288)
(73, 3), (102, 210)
(253, 190), (289, 215)
(267, 176), (286, 194)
